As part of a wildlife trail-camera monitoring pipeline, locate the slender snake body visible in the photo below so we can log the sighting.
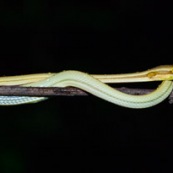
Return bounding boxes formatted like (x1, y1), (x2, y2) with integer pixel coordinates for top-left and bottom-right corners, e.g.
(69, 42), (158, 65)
(0, 65), (173, 108)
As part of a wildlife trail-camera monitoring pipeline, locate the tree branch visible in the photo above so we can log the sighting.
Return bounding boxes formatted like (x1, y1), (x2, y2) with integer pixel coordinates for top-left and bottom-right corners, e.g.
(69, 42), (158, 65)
(0, 86), (172, 104)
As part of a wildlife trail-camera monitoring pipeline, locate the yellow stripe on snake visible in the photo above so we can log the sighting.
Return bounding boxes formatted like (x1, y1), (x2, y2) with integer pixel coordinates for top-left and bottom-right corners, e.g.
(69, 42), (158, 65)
(0, 65), (173, 108)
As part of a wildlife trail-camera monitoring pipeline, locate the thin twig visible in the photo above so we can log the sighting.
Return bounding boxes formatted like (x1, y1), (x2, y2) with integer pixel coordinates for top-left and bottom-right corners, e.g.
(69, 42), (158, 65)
(0, 85), (173, 104)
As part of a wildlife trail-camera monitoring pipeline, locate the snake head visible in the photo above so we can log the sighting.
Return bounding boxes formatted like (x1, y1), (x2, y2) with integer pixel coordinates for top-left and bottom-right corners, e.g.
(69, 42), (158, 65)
(147, 65), (173, 81)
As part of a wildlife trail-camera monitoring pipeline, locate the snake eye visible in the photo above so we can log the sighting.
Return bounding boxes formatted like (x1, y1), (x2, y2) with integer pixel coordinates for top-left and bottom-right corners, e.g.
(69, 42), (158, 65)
(147, 72), (157, 78)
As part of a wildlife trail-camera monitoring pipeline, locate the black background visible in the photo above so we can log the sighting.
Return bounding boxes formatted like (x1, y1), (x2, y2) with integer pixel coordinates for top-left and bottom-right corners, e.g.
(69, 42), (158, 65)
(0, 0), (173, 172)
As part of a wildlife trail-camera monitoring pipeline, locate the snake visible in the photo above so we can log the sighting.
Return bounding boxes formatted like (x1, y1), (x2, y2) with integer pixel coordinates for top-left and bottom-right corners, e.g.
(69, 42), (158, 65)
(0, 65), (172, 108)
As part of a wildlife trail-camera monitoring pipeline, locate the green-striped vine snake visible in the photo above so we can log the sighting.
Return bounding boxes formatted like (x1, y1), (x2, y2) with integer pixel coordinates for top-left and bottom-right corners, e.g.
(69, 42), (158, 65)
(0, 65), (173, 108)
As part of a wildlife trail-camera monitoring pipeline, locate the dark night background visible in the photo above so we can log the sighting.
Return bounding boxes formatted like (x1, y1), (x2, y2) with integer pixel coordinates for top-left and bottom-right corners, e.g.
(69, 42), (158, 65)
(0, 0), (173, 172)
